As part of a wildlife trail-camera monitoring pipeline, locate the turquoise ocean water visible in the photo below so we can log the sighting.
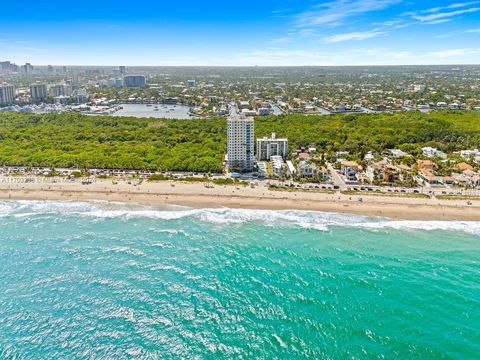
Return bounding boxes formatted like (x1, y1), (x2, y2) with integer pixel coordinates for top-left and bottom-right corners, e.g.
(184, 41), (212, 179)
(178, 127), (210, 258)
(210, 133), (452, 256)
(0, 200), (479, 359)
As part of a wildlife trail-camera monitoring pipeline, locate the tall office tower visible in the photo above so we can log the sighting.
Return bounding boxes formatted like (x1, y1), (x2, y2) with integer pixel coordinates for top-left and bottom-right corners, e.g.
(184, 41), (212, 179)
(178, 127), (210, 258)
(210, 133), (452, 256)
(0, 84), (16, 105)
(0, 61), (18, 73)
(23, 63), (34, 74)
(30, 84), (48, 102)
(256, 132), (288, 160)
(119, 66), (126, 76)
(227, 116), (255, 173)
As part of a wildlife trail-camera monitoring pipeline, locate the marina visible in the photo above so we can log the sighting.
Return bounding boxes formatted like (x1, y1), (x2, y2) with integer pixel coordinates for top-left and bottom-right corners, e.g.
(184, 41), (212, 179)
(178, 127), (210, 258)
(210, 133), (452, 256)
(111, 103), (194, 119)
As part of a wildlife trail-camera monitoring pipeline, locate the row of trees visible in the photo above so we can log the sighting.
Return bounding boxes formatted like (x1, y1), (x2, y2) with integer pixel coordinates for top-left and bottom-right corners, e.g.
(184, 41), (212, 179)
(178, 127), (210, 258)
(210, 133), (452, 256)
(0, 110), (479, 171)
(255, 110), (480, 160)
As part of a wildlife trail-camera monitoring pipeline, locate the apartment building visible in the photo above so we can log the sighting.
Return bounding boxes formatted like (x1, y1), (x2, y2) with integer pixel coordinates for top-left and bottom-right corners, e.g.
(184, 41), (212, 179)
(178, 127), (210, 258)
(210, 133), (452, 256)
(0, 84), (15, 105)
(256, 132), (288, 161)
(227, 116), (254, 173)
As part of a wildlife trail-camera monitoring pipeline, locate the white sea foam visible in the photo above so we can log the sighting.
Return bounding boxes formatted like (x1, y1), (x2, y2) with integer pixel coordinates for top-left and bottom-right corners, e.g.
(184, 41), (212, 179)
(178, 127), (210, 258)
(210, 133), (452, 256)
(0, 200), (479, 236)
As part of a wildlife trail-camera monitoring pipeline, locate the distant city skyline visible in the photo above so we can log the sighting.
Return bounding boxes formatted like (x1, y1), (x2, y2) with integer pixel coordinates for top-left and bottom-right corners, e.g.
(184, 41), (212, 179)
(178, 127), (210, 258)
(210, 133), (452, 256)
(1, 0), (479, 66)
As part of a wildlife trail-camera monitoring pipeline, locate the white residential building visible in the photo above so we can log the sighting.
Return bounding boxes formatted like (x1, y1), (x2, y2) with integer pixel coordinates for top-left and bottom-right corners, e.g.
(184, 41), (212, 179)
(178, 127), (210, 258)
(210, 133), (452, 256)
(364, 151), (375, 161)
(241, 108), (257, 117)
(390, 149), (408, 158)
(422, 147), (447, 159)
(0, 84), (15, 105)
(270, 155), (286, 177)
(258, 107), (270, 116)
(227, 116), (254, 173)
(256, 132), (288, 160)
(461, 149), (480, 159)
(74, 88), (88, 104)
(50, 84), (74, 97)
(297, 160), (316, 178)
(30, 84), (48, 102)
(413, 84), (426, 93)
(239, 101), (250, 109)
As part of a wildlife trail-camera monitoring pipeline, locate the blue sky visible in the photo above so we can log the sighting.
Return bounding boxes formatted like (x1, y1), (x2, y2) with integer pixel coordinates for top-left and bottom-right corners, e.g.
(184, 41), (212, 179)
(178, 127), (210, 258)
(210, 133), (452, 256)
(1, 0), (479, 65)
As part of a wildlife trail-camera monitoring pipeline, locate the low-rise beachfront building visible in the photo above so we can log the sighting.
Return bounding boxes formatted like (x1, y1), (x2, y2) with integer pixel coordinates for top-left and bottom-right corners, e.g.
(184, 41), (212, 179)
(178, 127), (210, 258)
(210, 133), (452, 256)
(256, 132), (288, 161)
(297, 161), (317, 178)
(317, 167), (330, 181)
(366, 162), (387, 182)
(366, 162), (408, 184)
(418, 171), (443, 186)
(341, 161), (359, 182)
(452, 173), (471, 187)
(271, 156), (286, 177)
(473, 175), (480, 189)
(451, 169), (480, 188)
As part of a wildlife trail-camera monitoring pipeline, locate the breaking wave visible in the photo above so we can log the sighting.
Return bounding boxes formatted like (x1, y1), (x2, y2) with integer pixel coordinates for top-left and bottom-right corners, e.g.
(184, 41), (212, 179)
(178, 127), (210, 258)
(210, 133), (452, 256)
(1, 200), (480, 236)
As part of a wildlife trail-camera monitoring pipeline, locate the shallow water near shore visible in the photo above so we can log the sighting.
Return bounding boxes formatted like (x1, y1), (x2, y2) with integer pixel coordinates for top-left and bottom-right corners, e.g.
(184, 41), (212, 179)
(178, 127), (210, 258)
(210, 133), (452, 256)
(0, 200), (479, 358)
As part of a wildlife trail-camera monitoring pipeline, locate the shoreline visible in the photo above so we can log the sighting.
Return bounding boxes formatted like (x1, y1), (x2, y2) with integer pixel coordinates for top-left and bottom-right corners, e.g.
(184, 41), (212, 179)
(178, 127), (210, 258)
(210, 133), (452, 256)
(1, 178), (480, 220)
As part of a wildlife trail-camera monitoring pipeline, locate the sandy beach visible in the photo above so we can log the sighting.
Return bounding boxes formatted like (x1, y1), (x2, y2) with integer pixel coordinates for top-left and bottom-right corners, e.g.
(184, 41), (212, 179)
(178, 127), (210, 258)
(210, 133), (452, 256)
(1, 177), (480, 221)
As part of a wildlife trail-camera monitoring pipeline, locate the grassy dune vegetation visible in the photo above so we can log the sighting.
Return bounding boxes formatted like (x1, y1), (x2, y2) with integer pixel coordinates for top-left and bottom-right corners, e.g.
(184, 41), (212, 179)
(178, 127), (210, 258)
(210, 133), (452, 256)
(0, 110), (479, 172)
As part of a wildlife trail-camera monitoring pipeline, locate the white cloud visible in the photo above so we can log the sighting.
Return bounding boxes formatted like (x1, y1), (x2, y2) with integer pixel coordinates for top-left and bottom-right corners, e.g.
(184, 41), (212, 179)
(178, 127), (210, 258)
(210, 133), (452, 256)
(423, 1), (479, 14)
(228, 45), (480, 66)
(422, 19), (452, 25)
(411, 7), (480, 22)
(295, 0), (403, 27)
(428, 48), (480, 58)
(351, 48), (416, 60)
(323, 29), (386, 43)
(465, 28), (480, 33)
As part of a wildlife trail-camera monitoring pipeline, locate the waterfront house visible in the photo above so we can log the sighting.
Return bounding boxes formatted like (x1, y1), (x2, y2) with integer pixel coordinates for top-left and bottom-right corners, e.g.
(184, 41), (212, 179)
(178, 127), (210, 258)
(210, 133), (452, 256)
(297, 160), (316, 178)
(418, 170), (443, 186)
(341, 161), (359, 182)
